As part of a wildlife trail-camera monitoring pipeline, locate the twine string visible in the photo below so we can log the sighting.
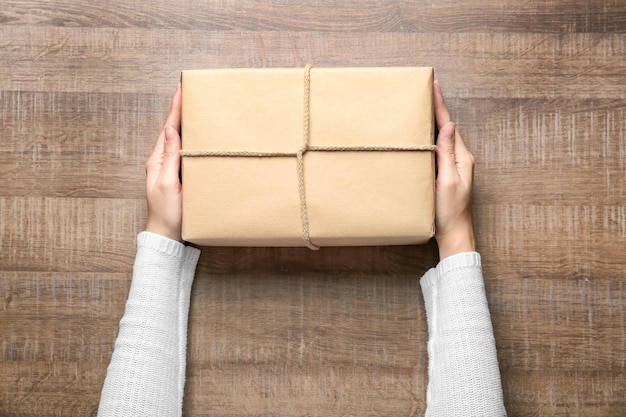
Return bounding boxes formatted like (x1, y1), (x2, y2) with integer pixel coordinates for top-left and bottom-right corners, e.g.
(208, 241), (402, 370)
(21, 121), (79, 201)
(180, 146), (437, 157)
(297, 64), (317, 249)
(180, 65), (437, 250)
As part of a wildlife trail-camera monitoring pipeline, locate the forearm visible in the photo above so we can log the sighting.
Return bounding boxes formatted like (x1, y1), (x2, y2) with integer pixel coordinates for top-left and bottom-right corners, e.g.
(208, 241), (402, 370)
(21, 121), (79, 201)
(420, 252), (506, 417)
(98, 232), (200, 417)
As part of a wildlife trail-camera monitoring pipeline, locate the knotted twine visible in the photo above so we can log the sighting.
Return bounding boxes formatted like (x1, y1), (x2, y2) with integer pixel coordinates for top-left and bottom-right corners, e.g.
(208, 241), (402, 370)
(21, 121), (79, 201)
(180, 65), (437, 250)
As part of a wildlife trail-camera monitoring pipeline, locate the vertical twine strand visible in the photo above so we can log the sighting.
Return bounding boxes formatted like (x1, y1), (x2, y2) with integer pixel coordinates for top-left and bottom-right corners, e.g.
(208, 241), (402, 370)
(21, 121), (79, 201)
(298, 64), (319, 250)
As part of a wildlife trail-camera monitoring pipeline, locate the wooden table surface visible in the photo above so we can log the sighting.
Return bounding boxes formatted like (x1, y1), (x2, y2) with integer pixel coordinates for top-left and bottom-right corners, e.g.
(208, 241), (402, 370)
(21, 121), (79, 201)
(1, 1), (625, 416)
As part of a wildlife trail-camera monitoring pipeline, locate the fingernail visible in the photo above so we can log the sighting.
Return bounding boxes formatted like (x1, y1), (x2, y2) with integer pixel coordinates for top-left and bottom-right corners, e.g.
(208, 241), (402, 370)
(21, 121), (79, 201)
(434, 80), (441, 90)
(165, 126), (176, 143)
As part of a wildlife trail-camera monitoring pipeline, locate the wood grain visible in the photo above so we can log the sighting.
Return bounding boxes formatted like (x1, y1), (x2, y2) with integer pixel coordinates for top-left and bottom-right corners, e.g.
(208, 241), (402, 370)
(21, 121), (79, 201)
(2, 28), (625, 98)
(1, 0), (625, 416)
(2, 0), (625, 33)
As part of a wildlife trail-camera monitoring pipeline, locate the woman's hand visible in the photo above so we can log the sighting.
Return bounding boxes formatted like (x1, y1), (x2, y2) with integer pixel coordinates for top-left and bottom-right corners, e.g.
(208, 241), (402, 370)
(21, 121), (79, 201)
(433, 80), (476, 260)
(145, 84), (183, 242)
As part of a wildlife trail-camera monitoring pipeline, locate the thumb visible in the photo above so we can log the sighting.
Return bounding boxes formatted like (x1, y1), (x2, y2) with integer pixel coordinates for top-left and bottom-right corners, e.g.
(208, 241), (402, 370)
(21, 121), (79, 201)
(162, 126), (182, 182)
(436, 121), (457, 182)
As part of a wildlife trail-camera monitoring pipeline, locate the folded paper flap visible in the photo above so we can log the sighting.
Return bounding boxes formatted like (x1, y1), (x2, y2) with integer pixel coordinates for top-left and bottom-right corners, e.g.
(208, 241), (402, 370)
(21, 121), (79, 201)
(182, 68), (304, 153)
(181, 66), (434, 154)
(309, 67), (434, 148)
(304, 151), (435, 245)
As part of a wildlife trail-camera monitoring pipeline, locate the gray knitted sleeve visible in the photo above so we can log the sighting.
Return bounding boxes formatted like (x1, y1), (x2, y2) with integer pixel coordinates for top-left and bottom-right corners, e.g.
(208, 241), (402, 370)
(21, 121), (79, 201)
(420, 252), (507, 417)
(98, 232), (200, 417)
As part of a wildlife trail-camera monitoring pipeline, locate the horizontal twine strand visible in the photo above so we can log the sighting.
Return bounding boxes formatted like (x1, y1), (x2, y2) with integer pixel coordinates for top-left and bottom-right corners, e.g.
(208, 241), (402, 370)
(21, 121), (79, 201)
(180, 145), (437, 158)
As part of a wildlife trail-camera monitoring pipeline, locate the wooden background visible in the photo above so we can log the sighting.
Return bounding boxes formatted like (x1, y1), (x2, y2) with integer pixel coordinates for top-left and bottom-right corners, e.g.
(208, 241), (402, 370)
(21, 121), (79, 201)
(1, 1), (625, 416)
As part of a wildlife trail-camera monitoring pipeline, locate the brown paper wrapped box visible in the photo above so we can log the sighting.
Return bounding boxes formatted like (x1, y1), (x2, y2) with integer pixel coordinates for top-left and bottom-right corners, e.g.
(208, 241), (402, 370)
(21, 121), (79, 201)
(181, 66), (435, 249)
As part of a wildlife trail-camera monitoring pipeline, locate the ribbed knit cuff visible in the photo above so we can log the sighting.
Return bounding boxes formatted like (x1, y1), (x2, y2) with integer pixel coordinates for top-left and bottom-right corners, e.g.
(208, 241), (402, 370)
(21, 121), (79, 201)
(420, 252), (481, 290)
(138, 231), (200, 262)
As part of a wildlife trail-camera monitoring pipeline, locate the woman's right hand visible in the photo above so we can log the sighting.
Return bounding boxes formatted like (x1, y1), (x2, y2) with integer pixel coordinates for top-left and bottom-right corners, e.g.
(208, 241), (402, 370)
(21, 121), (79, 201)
(433, 80), (476, 260)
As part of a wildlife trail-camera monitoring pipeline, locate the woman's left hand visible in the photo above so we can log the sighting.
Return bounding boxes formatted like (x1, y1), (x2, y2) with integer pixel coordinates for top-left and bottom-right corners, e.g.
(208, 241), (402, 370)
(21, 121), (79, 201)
(145, 84), (184, 242)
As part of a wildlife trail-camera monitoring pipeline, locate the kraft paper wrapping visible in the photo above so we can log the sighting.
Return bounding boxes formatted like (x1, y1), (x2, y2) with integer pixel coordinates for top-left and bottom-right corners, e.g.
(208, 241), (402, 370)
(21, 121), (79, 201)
(181, 66), (435, 248)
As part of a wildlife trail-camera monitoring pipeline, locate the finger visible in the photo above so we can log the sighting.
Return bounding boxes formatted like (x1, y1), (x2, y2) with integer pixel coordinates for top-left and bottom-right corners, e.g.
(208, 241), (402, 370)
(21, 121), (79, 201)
(148, 130), (166, 163)
(454, 129), (470, 155)
(161, 125), (182, 185)
(449, 126), (471, 164)
(434, 80), (451, 130)
(165, 83), (182, 132)
(146, 84), (181, 177)
(454, 130), (475, 181)
(435, 122), (458, 182)
(145, 130), (165, 193)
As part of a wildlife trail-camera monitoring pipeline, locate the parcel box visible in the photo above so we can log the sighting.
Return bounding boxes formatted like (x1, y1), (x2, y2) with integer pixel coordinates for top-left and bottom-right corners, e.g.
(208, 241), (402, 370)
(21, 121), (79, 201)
(181, 66), (435, 249)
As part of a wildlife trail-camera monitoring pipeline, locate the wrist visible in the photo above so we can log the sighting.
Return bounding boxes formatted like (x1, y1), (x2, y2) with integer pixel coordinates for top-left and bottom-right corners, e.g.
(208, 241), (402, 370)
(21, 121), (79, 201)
(436, 227), (476, 260)
(146, 220), (182, 243)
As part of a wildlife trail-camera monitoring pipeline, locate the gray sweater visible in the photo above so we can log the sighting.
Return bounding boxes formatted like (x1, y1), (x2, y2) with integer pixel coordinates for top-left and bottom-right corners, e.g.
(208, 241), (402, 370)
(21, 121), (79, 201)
(98, 232), (506, 416)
